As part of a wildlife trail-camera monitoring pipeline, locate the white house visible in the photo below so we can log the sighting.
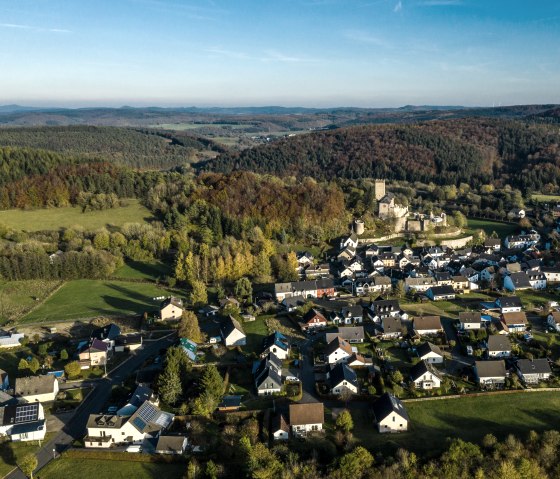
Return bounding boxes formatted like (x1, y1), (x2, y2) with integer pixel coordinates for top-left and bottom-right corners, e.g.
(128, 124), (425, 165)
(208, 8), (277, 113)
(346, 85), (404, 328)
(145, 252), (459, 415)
(159, 297), (184, 321)
(487, 335), (512, 358)
(0, 402), (46, 442)
(547, 312), (560, 332)
(289, 403), (324, 437)
(410, 361), (442, 390)
(327, 363), (359, 395)
(458, 312), (482, 330)
(261, 331), (289, 360)
(516, 359), (552, 385)
(496, 297), (522, 313)
(475, 360), (506, 388)
(416, 342), (444, 364)
(0, 331), (25, 349)
(271, 414), (290, 441)
(373, 393), (409, 433)
(325, 337), (353, 365)
(501, 312), (528, 333)
(220, 315), (246, 347)
(413, 316), (442, 336)
(542, 267), (560, 283)
(14, 375), (59, 403)
(155, 435), (188, 455)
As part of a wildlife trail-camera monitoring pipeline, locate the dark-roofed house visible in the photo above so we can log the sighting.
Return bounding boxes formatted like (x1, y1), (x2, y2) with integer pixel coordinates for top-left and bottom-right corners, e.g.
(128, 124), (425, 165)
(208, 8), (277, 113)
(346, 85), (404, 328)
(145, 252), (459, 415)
(159, 297), (184, 321)
(155, 435), (188, 455)
(14, 375), (59, 403)
(413, 316), (442, 336)
(516, 359), (552, 384)
(301, 309), (327, 331)
(217, 395), (243, 412)
(369, 299), (401, 322)
(410, 361), (441, 390)
(262, 331), (289, 359)
(253, 353), (282, 396)
(325, 337), (353, 365)
(114, 334), (143, 353)
(220, 315), (246, 347)
(458, 312), (482, 330)
(340, 305), (364, 324)
(281, 295), (306, 312)
(117, 385), (157, 417)
(474, 360), (507, 388)
(417, 342), (444, 364)
(496, 296), (522, 313)
(487, 335), (512, 358)
(289, 402), (324, 437)
(91, 323), (121, 350)
(78, 338), (109, 367)
(372, 393), (409, 433)
(327, 363), (359, 395)
(501, 312), (528, 333)
(325, 326), (365, 344)
(0, 402), (46, 441)
(380, 316), (403, 339)
(504, 272), (532, 292)
(271, 413), (289, 441)
(547, 312), (560, 332)
(426, 285), (456, 301)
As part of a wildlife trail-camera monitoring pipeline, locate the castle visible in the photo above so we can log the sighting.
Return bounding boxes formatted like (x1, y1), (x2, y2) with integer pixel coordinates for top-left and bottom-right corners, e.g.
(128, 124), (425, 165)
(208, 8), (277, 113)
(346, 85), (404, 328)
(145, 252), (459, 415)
(374, 179), (446, 233)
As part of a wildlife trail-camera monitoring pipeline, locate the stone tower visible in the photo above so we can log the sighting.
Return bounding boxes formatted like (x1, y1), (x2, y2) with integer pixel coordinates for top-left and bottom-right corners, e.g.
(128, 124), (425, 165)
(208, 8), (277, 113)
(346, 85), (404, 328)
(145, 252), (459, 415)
(374, 179), (386, 201)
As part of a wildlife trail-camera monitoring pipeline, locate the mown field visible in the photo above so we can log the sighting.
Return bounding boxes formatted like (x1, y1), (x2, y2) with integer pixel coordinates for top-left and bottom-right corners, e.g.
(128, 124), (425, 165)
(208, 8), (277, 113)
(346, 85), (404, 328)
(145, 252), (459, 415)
(38, 456), (186, 479)
(531, 193), (560, 203)
(0, 280), (62, 325)
(22, 279), (179, 323)
(466, 218), (518, 238)
(0, 199), (154, 231)
(350, 391), (560, 457)
(0, 433), (55, 478)
(113, 260), (171, 281)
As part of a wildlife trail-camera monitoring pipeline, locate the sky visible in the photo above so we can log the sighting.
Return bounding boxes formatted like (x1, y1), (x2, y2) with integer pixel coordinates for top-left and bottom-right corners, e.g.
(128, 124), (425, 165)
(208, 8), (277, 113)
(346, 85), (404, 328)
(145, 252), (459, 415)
(0, 0), (559, 107)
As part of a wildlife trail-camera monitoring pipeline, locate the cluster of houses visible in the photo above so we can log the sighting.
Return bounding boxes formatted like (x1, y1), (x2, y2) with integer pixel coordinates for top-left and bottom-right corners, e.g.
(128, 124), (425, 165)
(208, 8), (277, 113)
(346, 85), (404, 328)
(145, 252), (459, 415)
(253, 331), (290, 396)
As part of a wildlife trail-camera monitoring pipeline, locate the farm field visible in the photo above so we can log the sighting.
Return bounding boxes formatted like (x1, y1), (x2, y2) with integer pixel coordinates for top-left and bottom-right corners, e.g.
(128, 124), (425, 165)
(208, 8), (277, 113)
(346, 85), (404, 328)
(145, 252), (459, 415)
(466, 218), (517, 239)
(38, 455), (185, 479)
(113, 260), (171, 281)
(0, 199), (154, 232)
(531, 194), (560, 203)
(22, 279), (178, 323)
(0, 280), (62, 325)
(351, 391), (560, 457)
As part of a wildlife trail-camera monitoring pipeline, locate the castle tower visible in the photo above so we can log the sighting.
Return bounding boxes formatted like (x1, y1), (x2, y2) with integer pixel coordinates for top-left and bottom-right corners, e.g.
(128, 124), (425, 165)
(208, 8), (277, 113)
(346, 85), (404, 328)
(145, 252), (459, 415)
(354, 219), (365, 236)
(374, 179), (386, 201)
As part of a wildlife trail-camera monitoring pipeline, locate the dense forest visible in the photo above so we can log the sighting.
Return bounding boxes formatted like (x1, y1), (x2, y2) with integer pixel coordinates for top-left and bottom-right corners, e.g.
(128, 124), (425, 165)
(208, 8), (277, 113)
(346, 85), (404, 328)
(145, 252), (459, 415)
(208, 119), (560, 192)
(0, 126), (220, 169)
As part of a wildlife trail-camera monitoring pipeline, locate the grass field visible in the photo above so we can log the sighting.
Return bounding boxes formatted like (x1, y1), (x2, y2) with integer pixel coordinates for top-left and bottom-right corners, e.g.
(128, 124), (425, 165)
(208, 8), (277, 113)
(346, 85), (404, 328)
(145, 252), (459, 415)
(0, 433), (55, 478)
(351, 391), (560, 457)
(114, 260), (171, 281)
(243, 316), (270, 355)
(0, 199), (154, 232)
(22, 279), (179, 323)
(38, 456), (186, 479)
(531, 194), (560, 203)
(466, 218), (517, 238)
(0, 280), (62, 325)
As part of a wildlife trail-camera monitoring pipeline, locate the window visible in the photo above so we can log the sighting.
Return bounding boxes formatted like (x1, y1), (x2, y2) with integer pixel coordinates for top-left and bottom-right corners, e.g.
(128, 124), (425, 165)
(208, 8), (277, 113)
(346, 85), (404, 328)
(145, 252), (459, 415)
(393, 416), (395, 422)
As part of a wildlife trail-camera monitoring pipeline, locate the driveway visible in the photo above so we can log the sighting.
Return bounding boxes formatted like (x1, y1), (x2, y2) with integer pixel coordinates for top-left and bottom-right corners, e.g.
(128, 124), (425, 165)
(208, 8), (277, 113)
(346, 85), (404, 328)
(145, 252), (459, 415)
(6, 334), (176, 479)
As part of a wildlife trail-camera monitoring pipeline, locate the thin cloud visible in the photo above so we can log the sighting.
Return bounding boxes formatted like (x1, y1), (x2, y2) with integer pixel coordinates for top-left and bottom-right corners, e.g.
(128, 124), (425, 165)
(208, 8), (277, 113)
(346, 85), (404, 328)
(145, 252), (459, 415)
(394, 1), (402, 12)
(419, 0), (462, 5)
(206, 47), (320, 64)
(0, 23), (71, 33)
(343, 30), (391, 48)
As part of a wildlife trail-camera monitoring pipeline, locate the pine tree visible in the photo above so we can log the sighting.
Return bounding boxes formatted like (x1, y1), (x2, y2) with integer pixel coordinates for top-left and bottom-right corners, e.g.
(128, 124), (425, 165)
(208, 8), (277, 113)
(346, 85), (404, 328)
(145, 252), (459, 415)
(157, 360), (182, 405)
(189, 280), (208, 308)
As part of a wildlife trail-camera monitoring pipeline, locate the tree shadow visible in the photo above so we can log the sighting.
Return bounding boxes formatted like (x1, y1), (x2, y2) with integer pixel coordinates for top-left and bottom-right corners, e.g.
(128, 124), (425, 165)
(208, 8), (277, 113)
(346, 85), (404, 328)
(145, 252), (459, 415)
(123, 260), (170, 280)
(0, 440), (16, 468)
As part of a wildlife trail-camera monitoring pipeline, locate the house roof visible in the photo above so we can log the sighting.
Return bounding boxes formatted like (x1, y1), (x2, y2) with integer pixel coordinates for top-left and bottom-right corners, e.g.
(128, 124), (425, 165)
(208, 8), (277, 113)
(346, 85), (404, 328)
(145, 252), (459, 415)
(10, 419), (45, 436)
(381, 316), (402, 335)
(160, 296), (183, 310)
(370, 299), (400, 314)
(218, 395), (243, 409)
(372, 393), (409, 422)
(487, 335), (512, 352)
(87, 338), (109, 353)
(328, 363), (358, 389)
(497, 296), (522, 308)
(14, 375), (56, 397)
(91, 323), (121, 341)
(517, 359), (552, 376)
(116, 334), (142, 346)
(155, 435), (187, 453)
(87, 414), (128, 429)
(325, 336), (353, 357)
(501, 312), (527, 325)
(274, 283), (292, 294)
(413, 316), (442, 332)
(325, 326), (365, 344)
(262, 331), (288, 352)
(129, 400), (174, 435)
(303, 309), (326, 324)
(410, 360), (441, 382)
(459, 312), (482, 324)
(429, 285), (455, 296)
(475, 360), (506, 378)
(417, 342), (443, 358)
(508, 272), (532, 289)
(282, 295), (306, 308)
(220, 315), (245, 339)
(289, 402), (324, 426)
(0, 402), (41, 426)
(271, 413), (289, 433)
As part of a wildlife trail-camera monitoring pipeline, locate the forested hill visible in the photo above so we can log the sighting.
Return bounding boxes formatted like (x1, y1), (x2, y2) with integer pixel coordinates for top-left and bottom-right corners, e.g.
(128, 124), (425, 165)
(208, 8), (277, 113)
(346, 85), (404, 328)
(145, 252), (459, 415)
(0, 126), (222, 170)
(208, 118), (560, 191)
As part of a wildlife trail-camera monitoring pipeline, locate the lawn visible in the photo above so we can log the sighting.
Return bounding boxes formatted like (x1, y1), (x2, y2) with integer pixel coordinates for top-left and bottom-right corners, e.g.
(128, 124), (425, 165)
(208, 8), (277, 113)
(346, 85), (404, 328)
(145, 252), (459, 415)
(243, 316), (270, 355)
(0, 280), (62, 325)
(22, 279), (179, 323)
(351, 391), (560, 457)
(114, 260), (171, 281)
(38, 456), (186, 479)
(0, 433), (55, 478)
(466, 218), (517, 238)
(531, 193), (560, 203)
(0, 199), (154, 232)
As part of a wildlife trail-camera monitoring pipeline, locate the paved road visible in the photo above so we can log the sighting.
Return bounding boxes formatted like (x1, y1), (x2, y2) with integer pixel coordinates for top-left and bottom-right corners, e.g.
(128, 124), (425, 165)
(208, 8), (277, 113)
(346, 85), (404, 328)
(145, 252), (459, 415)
(296, 335), (322, 403)
(6, 334), (176, 479)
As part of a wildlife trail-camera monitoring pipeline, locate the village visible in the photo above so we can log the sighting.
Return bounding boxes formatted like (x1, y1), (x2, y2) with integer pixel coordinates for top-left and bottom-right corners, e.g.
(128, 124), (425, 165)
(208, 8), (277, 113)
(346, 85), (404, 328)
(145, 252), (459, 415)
(1, 180), (560, 474)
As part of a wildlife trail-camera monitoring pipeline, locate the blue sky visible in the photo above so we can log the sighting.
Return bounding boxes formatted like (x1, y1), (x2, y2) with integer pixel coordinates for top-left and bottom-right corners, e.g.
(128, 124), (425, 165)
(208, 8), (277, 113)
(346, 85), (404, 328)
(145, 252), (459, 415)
(1, 0), (559, 107)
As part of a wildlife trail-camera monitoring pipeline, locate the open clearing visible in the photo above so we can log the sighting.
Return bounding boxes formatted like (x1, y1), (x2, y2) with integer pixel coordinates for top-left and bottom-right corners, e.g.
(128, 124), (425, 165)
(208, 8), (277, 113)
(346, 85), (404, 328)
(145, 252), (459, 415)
(0, 280), (62, 325)
(531, 194), (560, 203)
(39, 456), (185, 479)
(22, 279), (178, 323)
(114, 260), (171, 281)
(0, 199), (154, 231)
(466, 218), (517, 238)
(350, 391), (560, 457)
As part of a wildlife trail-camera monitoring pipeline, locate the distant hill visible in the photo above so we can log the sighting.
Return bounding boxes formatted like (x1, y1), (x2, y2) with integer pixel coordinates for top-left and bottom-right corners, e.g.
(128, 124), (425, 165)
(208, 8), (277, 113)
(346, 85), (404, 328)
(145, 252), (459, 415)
(207, 118), (560, 192)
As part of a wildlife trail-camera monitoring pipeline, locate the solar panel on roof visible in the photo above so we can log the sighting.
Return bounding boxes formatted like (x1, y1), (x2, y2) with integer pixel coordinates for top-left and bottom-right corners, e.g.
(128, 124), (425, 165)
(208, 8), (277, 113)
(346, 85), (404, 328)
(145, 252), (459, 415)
(132, 417), (146, 431)
(15, 404), (38, 424)
(137, 402), (157, 423)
